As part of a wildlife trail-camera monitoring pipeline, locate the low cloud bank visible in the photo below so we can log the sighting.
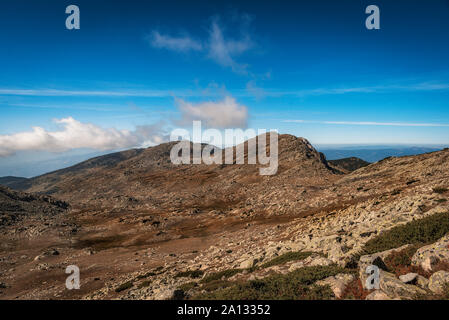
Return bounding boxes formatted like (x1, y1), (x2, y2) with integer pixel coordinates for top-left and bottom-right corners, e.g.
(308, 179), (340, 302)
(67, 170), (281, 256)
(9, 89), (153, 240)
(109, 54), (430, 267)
(0, 95), (249, 157)
(0, 117), (166, 157)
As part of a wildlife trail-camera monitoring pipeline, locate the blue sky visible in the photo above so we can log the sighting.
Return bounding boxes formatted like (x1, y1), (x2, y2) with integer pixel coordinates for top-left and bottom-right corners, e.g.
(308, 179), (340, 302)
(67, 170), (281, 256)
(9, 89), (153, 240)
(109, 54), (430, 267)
(0, 0), (449, 176)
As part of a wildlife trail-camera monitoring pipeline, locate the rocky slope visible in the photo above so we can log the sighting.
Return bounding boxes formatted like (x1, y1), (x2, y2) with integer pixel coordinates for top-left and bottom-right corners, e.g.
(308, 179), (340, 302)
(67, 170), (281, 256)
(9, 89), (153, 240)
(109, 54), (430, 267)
(0, 185), (69, 228)
(0, 135), (448, 300)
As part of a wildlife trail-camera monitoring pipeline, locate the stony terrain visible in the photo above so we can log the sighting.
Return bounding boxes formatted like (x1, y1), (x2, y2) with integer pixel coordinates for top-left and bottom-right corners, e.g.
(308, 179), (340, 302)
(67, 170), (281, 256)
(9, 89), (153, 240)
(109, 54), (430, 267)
(0, 134), (449, 300)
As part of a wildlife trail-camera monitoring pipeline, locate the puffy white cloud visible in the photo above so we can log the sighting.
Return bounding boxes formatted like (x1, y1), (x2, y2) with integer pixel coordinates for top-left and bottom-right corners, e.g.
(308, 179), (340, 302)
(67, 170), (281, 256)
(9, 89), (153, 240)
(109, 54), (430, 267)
(175, 96), (248, 128)
(150, 31), (203, 52)
(0, 95), (249, 157)
(0, 117), (167, 157)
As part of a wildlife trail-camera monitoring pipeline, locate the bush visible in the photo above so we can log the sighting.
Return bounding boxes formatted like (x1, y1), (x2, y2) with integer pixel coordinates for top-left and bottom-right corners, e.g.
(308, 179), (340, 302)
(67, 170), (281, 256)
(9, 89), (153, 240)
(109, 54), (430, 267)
(382, 244), (431, 277)
(340, 278), (371, 300)
(136, 272), (156, 280)
(201, 269), (243, 283)
(138, 280), (152, 289)
(201, 280), (234, 292)
(361, 211), (449, 255)
(178, 282), (198, 291)
(172, 289), (187, 300)
(260, 251), (314, 268)
(115, 281), (133, 292)
(433, 187), (448, 194)
(193, 265), (353, 300)
(174, 270), (204, 279)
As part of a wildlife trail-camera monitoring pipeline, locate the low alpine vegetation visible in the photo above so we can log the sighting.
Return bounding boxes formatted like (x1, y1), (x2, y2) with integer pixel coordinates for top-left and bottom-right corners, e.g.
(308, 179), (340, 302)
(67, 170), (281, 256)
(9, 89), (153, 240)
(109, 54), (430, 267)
(193, 265), (354, 300)
(260, 251), (314, 268)
(361, 211), (449, 255)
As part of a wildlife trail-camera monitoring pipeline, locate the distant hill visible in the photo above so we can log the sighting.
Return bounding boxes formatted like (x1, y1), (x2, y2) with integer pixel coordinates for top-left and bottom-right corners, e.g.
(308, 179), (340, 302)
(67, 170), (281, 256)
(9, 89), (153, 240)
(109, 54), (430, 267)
(319, 147), (444, 163)
(328, 157), (370, 172)
(0, 176), (31, 190)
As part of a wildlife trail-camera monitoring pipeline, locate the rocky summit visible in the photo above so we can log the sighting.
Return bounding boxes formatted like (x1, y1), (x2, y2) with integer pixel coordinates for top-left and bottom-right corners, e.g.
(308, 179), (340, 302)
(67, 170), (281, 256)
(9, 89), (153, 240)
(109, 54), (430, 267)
(1, 135), (449, 300)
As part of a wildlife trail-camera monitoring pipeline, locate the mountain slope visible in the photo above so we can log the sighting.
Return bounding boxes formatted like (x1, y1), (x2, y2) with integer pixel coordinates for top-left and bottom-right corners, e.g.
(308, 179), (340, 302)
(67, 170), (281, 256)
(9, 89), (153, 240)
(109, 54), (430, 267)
(0, 185), (69, 227)
(0, 176), (30, 190)
(328, 157), (370, 172)
(20, 134), (337, 214)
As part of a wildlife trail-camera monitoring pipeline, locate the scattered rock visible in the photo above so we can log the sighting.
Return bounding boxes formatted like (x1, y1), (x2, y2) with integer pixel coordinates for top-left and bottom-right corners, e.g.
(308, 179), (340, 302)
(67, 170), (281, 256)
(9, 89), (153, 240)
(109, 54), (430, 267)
(359, 245), (411, 289)
(379, 270), (426, 299)
(428, 271), (449, 294)
(415, 275), (429, 289)
(399, 273), (418, 284)
(153, 288), (175, 300)
(316, 273), (355, 298)
(365, 290), (392, 300)
(412, 235), (449, 272)
(240, 258), (256, 269)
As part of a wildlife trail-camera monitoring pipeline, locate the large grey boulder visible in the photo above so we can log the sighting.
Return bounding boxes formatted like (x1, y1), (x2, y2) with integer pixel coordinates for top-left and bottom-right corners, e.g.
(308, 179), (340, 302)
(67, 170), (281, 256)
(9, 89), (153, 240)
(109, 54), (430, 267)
(379, 270), (426, 299)
(411, 235), (449, 272)
(358, 244), (411, 289)
(428, 271), (449, 295)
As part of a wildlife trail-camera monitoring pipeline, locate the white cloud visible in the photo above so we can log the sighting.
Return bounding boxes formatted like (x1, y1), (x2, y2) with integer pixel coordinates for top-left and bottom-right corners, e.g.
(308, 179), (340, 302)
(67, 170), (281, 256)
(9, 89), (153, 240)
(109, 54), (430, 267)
(175, 96), (248, 128)
(147, 15), (254, 74)
(0, 117), (167, 157)
(150, 31), (203, 52)
(207, 21), (252, 74)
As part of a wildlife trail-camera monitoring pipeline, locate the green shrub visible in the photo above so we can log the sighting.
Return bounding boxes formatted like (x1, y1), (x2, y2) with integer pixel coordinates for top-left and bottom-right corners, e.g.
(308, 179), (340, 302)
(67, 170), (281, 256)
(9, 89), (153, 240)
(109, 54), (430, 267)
(260, 251), (314, 268)
(201, 269), (243, 283)
(174, 270), (204, 279)
(178, 282), (198, 291)
(433, 187), (448, 194)
(193, 265), (353, 300)
(201, 280), (234, 292)
(361, 211), (449, 255)
(115, 281), (133, 292)
(138, 280), (152, 289)
(172, 289), (186, 300)
(384, 244), (420, 269)
(136, 272), (156, 280)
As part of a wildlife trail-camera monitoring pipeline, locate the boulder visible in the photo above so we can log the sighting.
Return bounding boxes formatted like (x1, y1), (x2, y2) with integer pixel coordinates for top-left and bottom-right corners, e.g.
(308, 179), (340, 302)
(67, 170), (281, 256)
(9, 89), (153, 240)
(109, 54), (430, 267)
(416, 275), (429, 289)
(428, 271), (449, 295)
(153, 288), (175, 300)
(358, 244), (411, 289)
(239, 258), (256, 269)
(399, 273), (418, 284)
(365, 290), (392, 300)
(411, 234), (449, 272)
(379, 270), (426, 299)
(315, 273), (355, 299)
